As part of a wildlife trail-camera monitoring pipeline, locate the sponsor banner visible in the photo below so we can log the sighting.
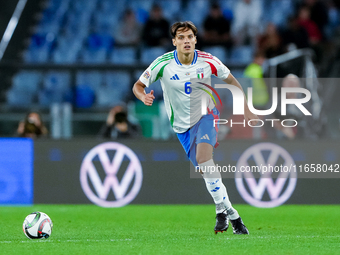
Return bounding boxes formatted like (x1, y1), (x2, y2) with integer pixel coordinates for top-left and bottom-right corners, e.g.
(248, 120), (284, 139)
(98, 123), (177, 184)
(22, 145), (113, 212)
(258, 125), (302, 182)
(0, 138), (33, 205)
(33, 139), (340, 206)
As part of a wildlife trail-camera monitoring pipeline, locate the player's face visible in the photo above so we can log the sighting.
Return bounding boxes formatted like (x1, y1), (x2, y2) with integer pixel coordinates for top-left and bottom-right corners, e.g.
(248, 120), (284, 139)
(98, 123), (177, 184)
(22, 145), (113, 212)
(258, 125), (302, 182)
(172, 28), (196, 54)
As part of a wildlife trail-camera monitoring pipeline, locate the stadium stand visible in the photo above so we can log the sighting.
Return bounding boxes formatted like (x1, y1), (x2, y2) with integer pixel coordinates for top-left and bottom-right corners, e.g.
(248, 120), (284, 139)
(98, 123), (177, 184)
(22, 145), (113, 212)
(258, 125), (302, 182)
(5, 0), (300, 109)
(0, 0), (339, 138)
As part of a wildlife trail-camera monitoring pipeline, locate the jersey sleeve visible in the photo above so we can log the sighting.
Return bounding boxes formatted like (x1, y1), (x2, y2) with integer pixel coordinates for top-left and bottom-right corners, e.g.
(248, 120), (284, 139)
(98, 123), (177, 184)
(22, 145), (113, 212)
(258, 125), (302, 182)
(212, 55), (230, 80)
(139, 65), (155, 88)
(139, 56), (168, 87)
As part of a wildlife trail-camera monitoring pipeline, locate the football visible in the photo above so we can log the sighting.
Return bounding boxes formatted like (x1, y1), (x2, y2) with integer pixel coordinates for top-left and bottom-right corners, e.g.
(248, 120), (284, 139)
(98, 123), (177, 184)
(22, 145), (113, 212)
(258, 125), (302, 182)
(22, 212), (53, 239)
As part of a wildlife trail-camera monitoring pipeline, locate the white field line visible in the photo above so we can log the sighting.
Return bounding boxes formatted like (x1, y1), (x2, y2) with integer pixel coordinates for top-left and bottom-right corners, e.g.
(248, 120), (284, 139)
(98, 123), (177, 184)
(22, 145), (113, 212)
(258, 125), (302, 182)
(206, 235), (340, 241)
(0, 238), (133, 244)
(1, 235), (340, 244)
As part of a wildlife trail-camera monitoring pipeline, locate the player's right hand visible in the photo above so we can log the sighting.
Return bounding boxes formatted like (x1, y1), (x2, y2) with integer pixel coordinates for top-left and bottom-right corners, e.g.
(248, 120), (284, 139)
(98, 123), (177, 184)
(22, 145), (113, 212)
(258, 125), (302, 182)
(142, 90), (155, 106)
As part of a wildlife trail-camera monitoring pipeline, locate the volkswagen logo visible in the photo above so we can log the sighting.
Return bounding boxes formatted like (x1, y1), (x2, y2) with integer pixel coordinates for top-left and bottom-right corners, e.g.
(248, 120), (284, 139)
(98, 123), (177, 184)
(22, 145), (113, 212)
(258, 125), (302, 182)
(235, 142), (297, 208)
(80, 142), (143, 207)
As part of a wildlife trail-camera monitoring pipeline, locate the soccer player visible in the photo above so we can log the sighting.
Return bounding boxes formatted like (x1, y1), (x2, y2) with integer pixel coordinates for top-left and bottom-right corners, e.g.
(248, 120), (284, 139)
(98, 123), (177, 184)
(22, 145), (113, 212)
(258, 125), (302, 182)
(133, 21), (259, 234)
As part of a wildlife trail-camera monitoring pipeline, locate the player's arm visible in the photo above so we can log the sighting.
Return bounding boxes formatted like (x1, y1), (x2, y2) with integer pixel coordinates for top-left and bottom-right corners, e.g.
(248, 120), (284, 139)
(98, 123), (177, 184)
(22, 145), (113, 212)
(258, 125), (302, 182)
(223, 73), (259, 124)
(132, 80), (155, 106)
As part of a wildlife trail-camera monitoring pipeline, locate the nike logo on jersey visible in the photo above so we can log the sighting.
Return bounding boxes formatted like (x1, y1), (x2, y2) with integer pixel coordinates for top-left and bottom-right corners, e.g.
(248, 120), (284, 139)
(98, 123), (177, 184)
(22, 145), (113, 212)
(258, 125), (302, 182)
(170, 74), (180, 80)
(200, 134), (210, 140)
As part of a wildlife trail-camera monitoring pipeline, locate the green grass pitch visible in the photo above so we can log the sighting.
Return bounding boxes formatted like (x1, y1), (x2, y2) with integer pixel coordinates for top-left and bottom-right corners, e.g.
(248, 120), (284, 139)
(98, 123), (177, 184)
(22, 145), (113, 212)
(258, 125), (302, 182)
(0, 204), (339, 255)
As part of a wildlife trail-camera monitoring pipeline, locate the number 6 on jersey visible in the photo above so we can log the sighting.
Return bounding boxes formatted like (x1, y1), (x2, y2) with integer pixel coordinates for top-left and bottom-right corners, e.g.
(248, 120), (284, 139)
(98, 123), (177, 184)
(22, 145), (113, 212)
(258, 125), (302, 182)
(185, 82), (191, 94)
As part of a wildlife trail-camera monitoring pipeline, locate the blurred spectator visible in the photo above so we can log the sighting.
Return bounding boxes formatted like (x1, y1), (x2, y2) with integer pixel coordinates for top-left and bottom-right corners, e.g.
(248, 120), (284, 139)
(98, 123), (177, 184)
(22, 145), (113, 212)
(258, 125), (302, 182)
(243, 51), (269, 108)
(141, 4), (170, 47)
(115, 9), (142, 46)
(99, 105), (141, 139)
(257, 23), (284, 58)
(17, 112), (48, 138)
(297, 6), (322, 45)
(335, 0), (340, 9)
(299, 0), (329, 40)
(201, 3), (232, 50)
(281, 16), (310, 51)
(297, 6), (323, 61)
(232, 0), (262, 46)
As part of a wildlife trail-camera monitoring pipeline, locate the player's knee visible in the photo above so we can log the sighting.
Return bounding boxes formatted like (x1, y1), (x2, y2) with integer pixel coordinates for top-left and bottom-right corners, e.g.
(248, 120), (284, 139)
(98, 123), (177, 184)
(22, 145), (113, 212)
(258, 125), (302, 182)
(196, 155), (212, 165)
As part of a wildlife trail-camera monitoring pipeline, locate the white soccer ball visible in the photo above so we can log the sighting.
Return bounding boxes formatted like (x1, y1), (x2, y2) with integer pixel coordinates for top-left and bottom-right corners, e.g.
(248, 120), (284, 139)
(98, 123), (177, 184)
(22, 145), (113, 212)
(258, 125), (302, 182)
(23, 212), (53, 239)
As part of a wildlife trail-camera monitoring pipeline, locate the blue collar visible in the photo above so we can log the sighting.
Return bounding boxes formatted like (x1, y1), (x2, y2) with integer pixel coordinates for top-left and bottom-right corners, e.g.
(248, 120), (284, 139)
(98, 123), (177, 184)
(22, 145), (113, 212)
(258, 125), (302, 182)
(174, 50), (197, 66)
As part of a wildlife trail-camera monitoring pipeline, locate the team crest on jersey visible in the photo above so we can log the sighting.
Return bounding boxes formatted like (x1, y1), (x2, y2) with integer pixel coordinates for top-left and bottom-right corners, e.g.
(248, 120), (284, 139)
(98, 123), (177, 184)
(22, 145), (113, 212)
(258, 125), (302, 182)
(196, 68), (204, 79)
(143, 71), (150, 80)
(185, 72), (190, 76)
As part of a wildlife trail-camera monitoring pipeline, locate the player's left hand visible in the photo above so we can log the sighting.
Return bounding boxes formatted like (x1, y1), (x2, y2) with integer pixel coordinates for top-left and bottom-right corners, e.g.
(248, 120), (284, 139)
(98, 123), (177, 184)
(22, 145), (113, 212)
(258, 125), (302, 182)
(142, 90), (155, 106)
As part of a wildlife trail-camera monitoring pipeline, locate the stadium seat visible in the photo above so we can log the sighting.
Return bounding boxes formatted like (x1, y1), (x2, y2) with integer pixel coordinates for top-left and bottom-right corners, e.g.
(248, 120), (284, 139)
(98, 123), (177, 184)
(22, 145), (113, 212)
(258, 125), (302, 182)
(90, 33), (114, 50)
(202, 46), (228, 63)
(23, 48), (49, 63)
(125, 0), (151, 24)
(229, 46), (253, 65)
(100, 0), (126, 13)
(128, 0), (153, 11)
(74, 84), (95, 108)
(51, 36), (82, 63)
(104, 71), (131, 91)
(12, 71), (42, 92)
(101, 71), (131, 104)
(81, 48), (108, 63)
(37, 3), (66, 35)
(24, 33), (56, 63)
(76, 71), (103, 92)
(181, 0), (210, 28)
(38, 88), (64, 107)
(52, 47), (79, 63)
(69, 0), (98, 13)
(326, 7), (340, 38)
(6, 89), (35, 107)
(63, 11), (91, 39)
(222, 9), (234, 21)
(110, 47), (137, 65)
(80, 33), (114, 63)
(93, 12), (117, 32)
(45, 0), (62, 11)
(140, 47), (167, 65)
(43, 71), (71, 92)
(96, 87), (125, 106)
(263, 0), (293, 26)
(37, 18), (61, 35)
(218, 0), (235, 10)
(134, 8), (150, 24)
(158, 0), (181, 22)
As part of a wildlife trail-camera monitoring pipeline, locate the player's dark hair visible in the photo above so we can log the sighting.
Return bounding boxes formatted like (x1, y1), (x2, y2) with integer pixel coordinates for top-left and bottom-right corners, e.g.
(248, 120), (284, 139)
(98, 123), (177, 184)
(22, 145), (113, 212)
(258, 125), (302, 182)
(170, 21), (198, 38)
